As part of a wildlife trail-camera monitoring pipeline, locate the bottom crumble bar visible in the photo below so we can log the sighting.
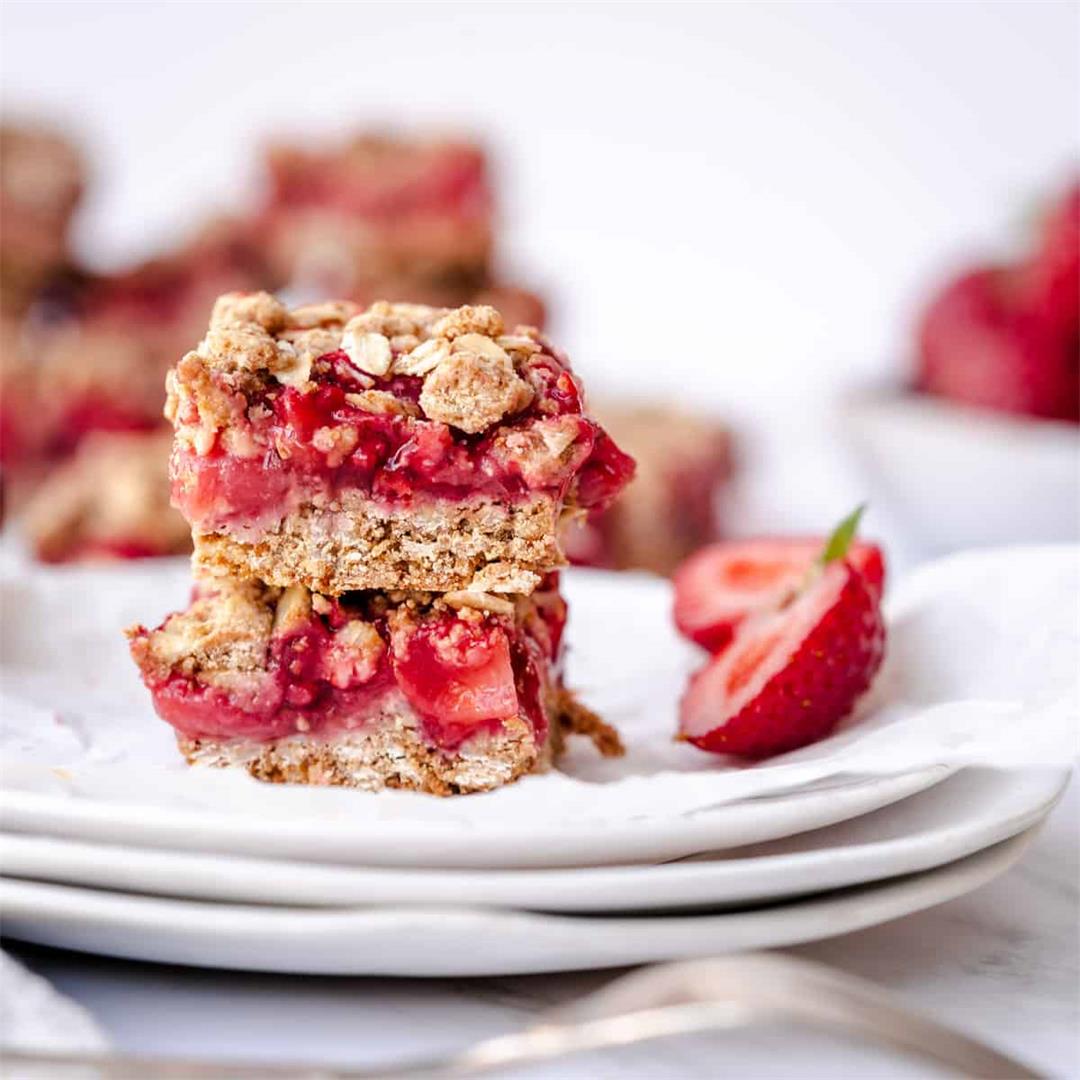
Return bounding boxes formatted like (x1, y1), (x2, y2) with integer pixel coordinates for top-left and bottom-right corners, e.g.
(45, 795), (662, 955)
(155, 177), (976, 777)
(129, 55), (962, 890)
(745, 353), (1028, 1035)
(128, 574), (620, 796)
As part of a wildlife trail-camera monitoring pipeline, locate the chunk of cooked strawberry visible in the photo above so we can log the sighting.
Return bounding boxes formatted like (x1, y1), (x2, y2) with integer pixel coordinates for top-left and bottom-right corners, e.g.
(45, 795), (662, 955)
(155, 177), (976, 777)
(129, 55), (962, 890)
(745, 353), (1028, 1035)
(392, 614), (519, 739)
(679, 559), (886, 758)
(673, 537), (885, 653)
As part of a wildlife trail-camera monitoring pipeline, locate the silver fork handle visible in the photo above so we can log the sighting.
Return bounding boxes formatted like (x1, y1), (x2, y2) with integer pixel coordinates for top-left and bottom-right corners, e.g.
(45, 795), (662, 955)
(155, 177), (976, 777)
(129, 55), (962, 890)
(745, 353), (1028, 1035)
(0, 953), (1041, 1078)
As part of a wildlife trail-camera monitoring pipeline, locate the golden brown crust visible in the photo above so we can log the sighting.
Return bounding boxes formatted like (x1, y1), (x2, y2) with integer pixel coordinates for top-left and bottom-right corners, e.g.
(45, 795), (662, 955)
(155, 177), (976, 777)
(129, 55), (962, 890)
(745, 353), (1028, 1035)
(191, 493), (558, 595)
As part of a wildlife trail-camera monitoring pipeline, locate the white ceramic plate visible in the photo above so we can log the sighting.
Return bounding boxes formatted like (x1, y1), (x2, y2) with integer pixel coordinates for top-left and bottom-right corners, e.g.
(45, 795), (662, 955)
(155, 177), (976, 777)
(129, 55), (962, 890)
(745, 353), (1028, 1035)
(4, 550), (1075, 868)
(1, 557), (959, 868)
(0, 768), (947, 870)
(0, 768), (1064, 913)
(0, 829), (1035, 977)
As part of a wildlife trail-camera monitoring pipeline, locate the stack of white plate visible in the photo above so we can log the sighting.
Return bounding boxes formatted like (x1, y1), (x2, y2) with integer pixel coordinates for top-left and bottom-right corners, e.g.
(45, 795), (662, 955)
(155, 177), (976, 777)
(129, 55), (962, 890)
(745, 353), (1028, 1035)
(0, 765), (1066, 977)
(0, 555), (1073, 977)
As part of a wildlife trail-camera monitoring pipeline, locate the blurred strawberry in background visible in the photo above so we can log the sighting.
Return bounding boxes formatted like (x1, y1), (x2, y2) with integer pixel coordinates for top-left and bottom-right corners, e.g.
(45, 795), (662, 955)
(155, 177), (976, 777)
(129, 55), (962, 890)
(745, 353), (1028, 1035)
(915, 180), (1079, 423)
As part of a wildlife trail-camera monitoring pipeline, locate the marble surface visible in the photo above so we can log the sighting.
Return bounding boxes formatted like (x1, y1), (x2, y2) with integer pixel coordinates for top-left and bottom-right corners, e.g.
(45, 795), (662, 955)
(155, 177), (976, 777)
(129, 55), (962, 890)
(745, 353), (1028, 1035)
(6, 773), (1076, 1079)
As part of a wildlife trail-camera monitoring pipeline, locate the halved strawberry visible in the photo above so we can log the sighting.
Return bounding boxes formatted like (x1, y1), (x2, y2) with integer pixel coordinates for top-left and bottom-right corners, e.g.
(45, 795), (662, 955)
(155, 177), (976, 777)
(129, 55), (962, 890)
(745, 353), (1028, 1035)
(680, 566), (885, 758)
(673, 536), (884, 653)
(678, 509), (886, 758)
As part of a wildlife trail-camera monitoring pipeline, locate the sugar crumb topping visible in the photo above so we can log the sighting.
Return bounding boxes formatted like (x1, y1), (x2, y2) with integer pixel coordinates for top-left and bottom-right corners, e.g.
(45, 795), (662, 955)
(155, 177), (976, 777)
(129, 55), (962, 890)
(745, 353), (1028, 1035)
(182, 293), (546, 435)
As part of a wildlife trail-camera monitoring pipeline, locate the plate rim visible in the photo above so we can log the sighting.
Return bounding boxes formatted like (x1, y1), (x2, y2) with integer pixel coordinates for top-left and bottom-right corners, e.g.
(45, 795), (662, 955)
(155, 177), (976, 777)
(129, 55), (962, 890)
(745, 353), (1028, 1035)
(0, 765), (952, 869)
(0, 767), (1066, 911)
(0, 828), (1037, 977)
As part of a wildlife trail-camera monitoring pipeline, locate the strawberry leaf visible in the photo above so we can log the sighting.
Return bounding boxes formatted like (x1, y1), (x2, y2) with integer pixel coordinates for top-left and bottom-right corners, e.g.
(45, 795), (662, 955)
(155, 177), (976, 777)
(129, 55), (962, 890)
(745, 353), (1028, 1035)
(820, 505), (866, 566)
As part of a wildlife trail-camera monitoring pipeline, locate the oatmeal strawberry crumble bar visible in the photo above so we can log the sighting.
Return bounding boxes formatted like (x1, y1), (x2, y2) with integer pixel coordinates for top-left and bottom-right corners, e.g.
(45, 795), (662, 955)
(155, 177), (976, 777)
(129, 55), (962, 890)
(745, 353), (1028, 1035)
(564, 404), (733, 575)
(168, 293), (635, 594)
(23, 431), (190, 563)
(260, 134), (492, 299)
(127, 574), (619, 795)
(257, 134), (547, 329)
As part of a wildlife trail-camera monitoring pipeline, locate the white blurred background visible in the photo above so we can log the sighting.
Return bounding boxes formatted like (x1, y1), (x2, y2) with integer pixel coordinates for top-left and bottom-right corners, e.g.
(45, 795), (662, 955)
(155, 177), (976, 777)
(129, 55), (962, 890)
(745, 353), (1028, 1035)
(3, 0), (1077, 557)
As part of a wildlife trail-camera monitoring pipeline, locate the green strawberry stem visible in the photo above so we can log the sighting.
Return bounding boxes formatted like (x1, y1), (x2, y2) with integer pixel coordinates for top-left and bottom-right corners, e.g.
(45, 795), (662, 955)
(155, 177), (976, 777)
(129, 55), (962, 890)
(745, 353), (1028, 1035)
(819, 504), (866, 567)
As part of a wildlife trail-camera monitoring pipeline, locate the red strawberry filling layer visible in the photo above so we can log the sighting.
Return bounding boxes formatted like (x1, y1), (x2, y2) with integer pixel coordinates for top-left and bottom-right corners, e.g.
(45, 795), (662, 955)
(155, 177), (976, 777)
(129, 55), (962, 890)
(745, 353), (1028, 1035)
(172, 349), (635, 537)
(133, 585), (564, 751)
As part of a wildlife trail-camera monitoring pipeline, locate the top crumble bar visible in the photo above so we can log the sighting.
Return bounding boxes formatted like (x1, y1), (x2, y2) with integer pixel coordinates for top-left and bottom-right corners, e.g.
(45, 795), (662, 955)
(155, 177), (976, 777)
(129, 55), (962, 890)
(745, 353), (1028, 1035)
(167, 293), (635, 595)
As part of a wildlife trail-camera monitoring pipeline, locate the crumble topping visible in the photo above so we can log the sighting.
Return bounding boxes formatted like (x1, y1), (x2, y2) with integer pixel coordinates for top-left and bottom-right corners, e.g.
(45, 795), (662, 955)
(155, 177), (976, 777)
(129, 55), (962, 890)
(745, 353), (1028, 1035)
(430, 304), (504, 341)
(181, 293), (548, 437)
(210, 291), (288, 333)
(290, 300), (359, 328)
(279, 326), (343, 361)
(271, 584), (312, 635)
(487, 416), (590, 488)
(128, 578), (277, 680)
(131, 576), (541, 688)
(418, 340), (533, 434)
(344, 300), (436, 339)
(323, 620), (385, 688)
(394, 337), (451, 376)
(556, 689), (625, 758)
(311, 424), (359, 465)
(197, 323), (289, 375)
(341, 325), (393, 376)
(343, 390), (419, 417)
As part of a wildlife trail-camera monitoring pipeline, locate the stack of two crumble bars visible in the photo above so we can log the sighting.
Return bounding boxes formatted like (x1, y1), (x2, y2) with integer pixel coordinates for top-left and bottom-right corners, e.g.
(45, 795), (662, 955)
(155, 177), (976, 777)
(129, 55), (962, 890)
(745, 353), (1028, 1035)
(128, 293), (634, 795)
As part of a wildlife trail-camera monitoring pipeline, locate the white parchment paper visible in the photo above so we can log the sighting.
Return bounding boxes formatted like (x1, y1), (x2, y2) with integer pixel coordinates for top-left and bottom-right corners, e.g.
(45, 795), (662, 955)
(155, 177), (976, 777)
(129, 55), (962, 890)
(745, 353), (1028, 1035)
(1, 545), (1077, 831)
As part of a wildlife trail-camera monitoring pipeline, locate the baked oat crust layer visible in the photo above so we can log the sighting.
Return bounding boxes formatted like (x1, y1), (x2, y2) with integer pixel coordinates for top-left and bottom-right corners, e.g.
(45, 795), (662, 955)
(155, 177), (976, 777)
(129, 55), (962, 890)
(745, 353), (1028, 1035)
(177, 713), (550, 797)
(192, 493), (561, 594)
